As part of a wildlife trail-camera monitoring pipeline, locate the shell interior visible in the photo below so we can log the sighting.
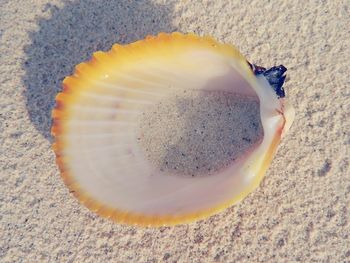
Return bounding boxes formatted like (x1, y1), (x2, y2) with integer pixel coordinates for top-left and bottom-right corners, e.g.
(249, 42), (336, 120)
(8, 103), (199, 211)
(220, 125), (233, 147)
(52, 33), (294, 226)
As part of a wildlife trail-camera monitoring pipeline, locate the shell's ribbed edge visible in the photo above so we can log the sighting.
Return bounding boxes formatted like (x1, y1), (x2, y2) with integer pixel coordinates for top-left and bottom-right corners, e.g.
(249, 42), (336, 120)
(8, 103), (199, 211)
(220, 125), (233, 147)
(53, 136), (281, 227)
(51, 32), (284, 227)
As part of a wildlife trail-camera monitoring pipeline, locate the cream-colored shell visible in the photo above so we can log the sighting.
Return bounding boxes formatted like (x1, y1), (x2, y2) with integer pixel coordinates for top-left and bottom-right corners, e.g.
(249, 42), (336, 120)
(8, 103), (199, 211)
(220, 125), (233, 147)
(52, 32), (295, 226)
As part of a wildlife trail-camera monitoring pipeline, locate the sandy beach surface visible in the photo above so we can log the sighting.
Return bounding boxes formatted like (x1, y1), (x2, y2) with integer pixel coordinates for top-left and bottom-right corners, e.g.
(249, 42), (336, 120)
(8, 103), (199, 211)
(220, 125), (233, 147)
(1, 0), (349, 262)
(138, 90), (263, 177)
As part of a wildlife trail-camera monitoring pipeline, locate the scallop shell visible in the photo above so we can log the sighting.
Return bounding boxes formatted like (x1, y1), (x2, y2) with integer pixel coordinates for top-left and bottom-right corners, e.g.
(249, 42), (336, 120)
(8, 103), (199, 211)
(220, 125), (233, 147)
(52, 32), (295, 226)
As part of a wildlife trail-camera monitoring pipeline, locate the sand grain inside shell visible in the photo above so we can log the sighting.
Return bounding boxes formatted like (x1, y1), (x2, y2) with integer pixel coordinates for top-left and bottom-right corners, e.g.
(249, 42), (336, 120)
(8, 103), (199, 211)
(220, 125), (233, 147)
(137, 90), (263, 177)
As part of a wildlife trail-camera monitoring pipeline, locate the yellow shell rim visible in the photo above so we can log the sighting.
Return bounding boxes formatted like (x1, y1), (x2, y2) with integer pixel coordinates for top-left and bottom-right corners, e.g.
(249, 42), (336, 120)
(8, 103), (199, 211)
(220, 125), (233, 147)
(52, 32), (284, 227)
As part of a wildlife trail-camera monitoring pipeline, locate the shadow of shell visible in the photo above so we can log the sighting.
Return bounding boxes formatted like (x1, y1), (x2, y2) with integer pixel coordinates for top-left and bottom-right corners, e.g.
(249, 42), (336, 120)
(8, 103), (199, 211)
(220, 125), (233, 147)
(22, 0), (175, 141)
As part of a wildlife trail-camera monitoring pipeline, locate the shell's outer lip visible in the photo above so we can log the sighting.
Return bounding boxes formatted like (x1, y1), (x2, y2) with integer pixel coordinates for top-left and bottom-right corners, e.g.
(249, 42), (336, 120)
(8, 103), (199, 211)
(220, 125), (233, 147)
(52, 32), (291, 227)
(53, 130), (283, 227)
(279, 99), (295, 138)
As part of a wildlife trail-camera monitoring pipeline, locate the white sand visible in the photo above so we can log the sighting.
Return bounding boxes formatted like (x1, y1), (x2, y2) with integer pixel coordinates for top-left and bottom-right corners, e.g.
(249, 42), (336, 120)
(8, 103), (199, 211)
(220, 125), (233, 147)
(138, 90), (262, 177)
(1, 0), (349, 262)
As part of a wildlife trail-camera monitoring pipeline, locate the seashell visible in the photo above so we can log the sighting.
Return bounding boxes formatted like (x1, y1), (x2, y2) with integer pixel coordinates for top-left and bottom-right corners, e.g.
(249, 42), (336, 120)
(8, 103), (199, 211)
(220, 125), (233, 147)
(52, 32), (295, 226)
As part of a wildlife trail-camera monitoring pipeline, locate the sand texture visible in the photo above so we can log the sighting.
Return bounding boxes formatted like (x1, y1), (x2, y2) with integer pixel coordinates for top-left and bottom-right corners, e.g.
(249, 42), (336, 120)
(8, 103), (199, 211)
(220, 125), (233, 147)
(1, 0), (349, 262)
(138, 90), (262, 177)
